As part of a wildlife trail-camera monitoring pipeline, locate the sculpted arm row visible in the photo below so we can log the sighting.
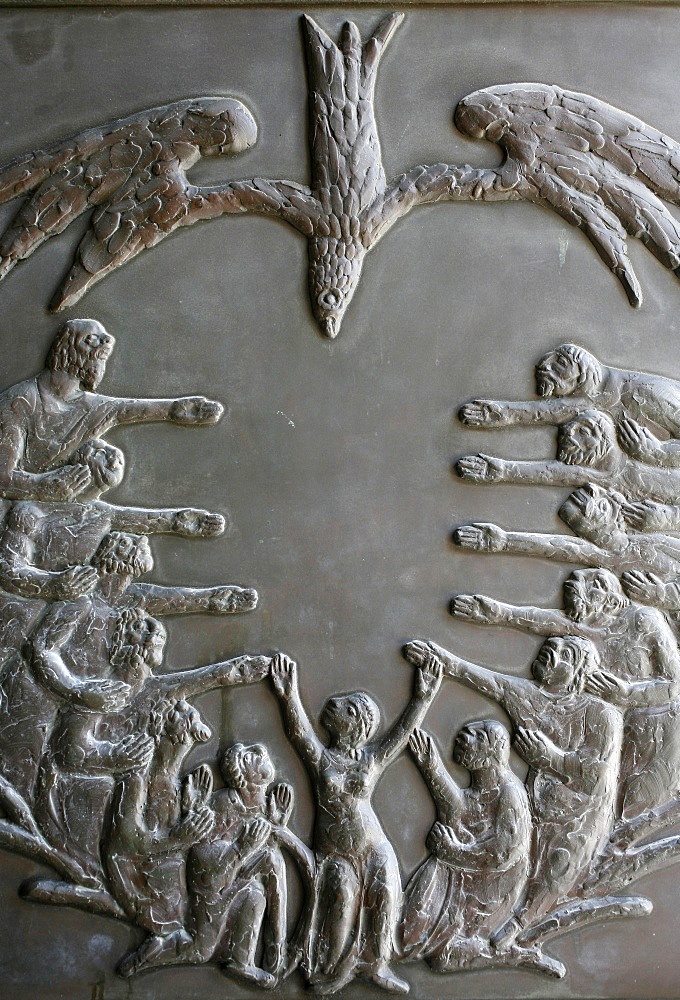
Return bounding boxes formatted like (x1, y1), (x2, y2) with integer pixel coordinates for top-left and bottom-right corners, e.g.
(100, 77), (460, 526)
(127, 582), (257, 617)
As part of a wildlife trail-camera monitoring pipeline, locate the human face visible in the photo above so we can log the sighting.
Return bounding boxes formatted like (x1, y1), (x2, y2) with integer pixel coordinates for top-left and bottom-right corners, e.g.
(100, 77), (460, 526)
(240, 744), (275, 785)
(532, 645), (574, 692)
(88, 442), (125, 493)
(321, 694), (362, 744)
(536, 351), (581, 398)
(453, 725), (489, 769)
(143, 622), (167, 669)
(75, 322), (115, 390)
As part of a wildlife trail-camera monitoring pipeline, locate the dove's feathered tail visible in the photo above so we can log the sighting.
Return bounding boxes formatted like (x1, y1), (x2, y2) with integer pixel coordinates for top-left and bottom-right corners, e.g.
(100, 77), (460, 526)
(302, 13), (402, 337)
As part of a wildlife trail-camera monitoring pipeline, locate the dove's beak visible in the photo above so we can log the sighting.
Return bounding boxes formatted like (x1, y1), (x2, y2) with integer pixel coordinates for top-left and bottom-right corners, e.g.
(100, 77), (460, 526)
(320, 316), (339, 338)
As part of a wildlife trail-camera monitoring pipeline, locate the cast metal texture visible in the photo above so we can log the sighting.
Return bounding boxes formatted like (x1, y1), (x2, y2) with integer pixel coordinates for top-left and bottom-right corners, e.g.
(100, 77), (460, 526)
(3, 5), (680, 1000)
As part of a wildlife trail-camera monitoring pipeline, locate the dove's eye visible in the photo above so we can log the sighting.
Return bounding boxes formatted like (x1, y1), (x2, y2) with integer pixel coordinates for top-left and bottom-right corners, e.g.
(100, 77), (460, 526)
(319, 289), (340, 310)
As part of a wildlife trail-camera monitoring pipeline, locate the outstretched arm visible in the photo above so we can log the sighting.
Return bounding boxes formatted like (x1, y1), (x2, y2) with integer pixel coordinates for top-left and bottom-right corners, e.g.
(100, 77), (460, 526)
(454, 522), (609, 567)
(126, 582), (257, 617)
(100, 502), (225, 539)
(404, 640), (538, 727)
(450, 593), (574, 636)
(409, 729), (462, 817)
(459, 397), (590, 428)
(456, 453), (603, 488)
(158, 653), (270, 701)
(86, 393), (224, 433)
(270, 653), (325, 775)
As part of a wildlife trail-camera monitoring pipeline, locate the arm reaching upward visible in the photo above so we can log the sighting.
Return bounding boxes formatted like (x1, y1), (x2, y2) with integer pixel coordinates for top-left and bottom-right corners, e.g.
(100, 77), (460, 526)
(372, 654), (442, 769)
(404, 639), (536, 727)
(409, 728), (462, 817)
(270, 653), (325, 775)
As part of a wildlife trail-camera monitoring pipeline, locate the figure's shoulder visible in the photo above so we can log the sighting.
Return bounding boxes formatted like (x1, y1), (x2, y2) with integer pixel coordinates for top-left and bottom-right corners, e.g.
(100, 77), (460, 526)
(0, 376), (40, 414)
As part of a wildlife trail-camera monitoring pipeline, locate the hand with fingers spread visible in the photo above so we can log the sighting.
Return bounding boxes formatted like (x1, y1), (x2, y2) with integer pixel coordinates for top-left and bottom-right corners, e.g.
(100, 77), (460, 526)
(453, 523), (507, 553)
(456, 453), (505, 483)
(267, 782), (294, 827)
(450, 593), (501, 624)
(270, 652), (298, 700)
(459, 400), (506, 427)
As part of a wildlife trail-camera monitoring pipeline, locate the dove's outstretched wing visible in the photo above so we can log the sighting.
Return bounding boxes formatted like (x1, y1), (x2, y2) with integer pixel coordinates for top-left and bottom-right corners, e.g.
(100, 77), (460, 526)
(454, 84), (680, 307)
(0, 97), (320, 311)
(370, 83), (680, 308)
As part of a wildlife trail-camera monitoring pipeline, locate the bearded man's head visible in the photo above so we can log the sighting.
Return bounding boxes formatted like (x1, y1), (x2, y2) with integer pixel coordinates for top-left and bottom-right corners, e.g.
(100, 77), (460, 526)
(46, 319), (115, 390)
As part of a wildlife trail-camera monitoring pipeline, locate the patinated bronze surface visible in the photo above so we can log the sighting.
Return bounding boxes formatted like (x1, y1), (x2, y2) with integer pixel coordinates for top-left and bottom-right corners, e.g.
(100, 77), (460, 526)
(2, 3), (680, 999)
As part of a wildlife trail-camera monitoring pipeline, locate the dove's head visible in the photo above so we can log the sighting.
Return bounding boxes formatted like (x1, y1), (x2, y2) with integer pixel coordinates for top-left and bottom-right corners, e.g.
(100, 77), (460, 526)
(455, 89), (511, 142)
(308, 235), (365, 338)
(184, 98), (258, 157)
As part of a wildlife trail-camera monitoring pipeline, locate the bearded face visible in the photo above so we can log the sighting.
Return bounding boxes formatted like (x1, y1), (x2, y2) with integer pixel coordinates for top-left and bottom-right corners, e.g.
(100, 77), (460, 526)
(73, 322), (115, 390)
(536, 350), (582, 398)
(557, 414), (614, 467)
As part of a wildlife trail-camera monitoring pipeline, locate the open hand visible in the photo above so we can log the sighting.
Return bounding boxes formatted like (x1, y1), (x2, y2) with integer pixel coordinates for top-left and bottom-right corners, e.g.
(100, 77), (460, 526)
(79, 678), (131, 712)
(453, 523), (507, 552)
(39, 464), (92, 501)
(409, 728), (435, 765)
(450, 594), (499, 623)
(622, 569), (666, 606)
(617, 417), (661, 462)
(456, 453), (505, 483)
(56, 565), (98, 600)
(459, 400), (505, 427)
(415, 652), (443, 700)
(270, 653), (298, 698)
(268, 782), (294, 827)
(513, 727), (553, 769)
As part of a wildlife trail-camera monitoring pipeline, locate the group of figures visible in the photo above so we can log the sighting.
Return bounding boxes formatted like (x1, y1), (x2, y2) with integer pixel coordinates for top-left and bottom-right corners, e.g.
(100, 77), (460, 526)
(3, 325), (680, 994)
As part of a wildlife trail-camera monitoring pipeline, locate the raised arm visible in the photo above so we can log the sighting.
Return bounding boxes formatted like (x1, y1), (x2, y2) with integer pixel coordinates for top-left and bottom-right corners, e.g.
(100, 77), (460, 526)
(270, 653), (325, 774)
(404, 640), (537, 728)
(459, 397), (590, 428)
(371, 654), (442, 770)
(456, 453), (602, 488)
(159, 653), (270, 701)
(453, 522), (608, 567)
(450, 594), (574, 636)
(126, 582), (257, 617)
(408, 728), (462, 817)
(100, 502), (225, 539)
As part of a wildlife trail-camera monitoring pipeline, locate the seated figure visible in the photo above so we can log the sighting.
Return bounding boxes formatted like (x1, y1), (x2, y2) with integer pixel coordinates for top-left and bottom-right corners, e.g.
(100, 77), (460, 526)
(120, 741), (294, 989)
(401, 722), (531, 970)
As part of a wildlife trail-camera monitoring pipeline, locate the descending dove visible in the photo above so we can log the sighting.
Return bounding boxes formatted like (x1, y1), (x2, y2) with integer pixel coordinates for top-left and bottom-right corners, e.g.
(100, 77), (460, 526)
(2, 13), (680, 336)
